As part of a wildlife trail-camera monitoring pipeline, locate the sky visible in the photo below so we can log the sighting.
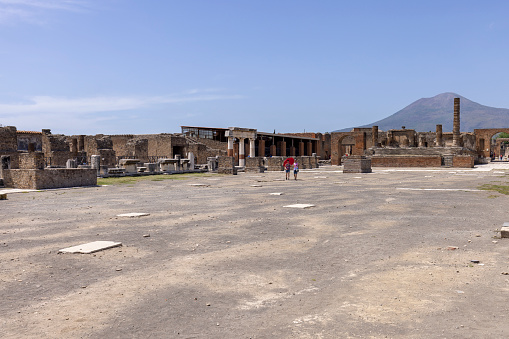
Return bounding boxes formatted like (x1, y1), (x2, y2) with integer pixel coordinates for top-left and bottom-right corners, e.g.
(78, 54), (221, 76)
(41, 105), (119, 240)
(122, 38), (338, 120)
(0, 0), (508, 135)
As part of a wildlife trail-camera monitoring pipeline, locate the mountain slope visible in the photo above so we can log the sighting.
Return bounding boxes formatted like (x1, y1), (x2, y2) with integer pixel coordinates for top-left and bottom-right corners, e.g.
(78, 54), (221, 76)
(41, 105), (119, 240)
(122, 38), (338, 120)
(336, 93), (509, 132)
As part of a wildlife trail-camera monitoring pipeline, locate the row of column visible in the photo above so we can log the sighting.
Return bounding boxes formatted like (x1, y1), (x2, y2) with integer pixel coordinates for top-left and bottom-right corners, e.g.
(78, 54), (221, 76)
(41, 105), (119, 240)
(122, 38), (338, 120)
(227, 137), (314, 166)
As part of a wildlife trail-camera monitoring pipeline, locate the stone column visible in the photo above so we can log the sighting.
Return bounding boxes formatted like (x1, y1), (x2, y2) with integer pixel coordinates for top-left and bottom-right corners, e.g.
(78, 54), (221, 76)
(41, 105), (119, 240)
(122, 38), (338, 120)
(453, 98), (460, 147)
(227, 137), (234, 157)
(436, 124), (443, 147)
(239, 138), (245, 167)
(372, 126), (378, 147)
(91, 155), (101, 175)
(249, 139), (256, 157)
(299, 141), (305, 156)
(188, 152), (194, 170)
(290, 147), (296, 156)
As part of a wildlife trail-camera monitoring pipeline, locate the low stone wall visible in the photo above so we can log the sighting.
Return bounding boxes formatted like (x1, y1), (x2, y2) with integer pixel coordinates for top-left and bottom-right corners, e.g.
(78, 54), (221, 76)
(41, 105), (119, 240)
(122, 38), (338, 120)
(452, 155), (474, 168)
(245, 157), (264, 173)
(343, 156), (372, 173)
(371, 155), (442, 167)
(217, 156), (237, 175)
(2, 168), (97, 189)
(265, 157), (283, 171)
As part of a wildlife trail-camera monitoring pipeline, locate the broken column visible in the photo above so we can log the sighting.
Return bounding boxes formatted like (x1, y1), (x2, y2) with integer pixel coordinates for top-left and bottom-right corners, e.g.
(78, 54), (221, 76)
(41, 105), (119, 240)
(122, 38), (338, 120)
(227, 136), (234, 157)
(91, 155), (101, 175)
(453, 98), (460, 147)
(436, 124), (443, 147)
(188, 152), (195, 170)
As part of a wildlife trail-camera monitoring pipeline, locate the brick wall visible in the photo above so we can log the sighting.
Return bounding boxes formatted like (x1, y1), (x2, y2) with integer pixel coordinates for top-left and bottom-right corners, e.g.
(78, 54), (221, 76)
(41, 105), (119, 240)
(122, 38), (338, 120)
(3, 168), (97, 189)
(371, 155), (442, 167)
(452, 155), (474, 168)
(343, 155), (372, 173)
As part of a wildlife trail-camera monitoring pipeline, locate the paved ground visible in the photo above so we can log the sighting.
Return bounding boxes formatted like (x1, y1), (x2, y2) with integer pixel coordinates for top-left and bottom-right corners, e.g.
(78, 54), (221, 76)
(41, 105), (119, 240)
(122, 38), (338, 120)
(2, 164), (509, 338)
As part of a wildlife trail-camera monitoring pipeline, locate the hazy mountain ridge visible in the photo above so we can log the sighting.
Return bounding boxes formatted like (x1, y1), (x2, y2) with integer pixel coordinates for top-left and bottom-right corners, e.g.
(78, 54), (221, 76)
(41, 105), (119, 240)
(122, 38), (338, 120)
(336, 93), (509, 132)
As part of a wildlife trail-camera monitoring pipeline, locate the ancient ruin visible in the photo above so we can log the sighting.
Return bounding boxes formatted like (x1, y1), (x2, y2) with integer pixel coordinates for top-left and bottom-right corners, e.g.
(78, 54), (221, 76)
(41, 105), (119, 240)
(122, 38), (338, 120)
(1, 97), (509, 188)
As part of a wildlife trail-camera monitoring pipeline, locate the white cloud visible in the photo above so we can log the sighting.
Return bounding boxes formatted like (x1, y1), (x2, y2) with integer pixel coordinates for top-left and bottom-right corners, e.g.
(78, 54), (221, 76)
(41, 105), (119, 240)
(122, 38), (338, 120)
(0, 0), (89, 24)
(0, 91), (244, 115)
(0, 90), (245, 133)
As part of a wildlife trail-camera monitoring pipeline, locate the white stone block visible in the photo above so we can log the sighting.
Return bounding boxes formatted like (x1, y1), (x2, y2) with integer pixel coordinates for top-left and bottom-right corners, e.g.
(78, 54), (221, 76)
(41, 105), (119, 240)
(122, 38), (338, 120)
(116, 212), (150, 217)
(284, 204), (315, 209)
(59, 241), (122, 254)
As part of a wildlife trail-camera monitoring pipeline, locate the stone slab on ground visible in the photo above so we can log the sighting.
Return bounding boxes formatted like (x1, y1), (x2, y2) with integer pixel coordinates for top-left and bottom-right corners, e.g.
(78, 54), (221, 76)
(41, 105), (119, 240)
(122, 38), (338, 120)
(501, 223), (509, 238)
(250, 184), (262, 187)
(189, 183), (210, 187)
(0, 193), (6, 200)
(59, 241), (122, 254)
(269, 192), (283, 195)
(116, 212), (150, 217)
(284, 204), (315, 209)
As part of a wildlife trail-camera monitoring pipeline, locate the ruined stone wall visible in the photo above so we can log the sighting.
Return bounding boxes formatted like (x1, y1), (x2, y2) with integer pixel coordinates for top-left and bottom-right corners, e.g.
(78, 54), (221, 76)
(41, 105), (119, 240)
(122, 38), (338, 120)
(98, 149), (117, 167)
(187, 137), (226, 151)
(245, 157), (264, 173)
(41, 132), (71, 167)
(19, 152), (45, 170)
(110, 135), (134, 158)
(17, 132), (42, 151)
(0, 126), (19, 168)
(217, 156), (236, 174)
(126, 139), (149, 162)
(137, 134), (173, 157)
(2, 168), (97, 189)
(371, 155), (442, 167)
(265, 156), (283, 171)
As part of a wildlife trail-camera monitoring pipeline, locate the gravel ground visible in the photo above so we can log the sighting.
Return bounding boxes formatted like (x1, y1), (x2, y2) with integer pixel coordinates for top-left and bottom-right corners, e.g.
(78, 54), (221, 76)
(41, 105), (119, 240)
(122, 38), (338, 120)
(1, 164), (509, 338)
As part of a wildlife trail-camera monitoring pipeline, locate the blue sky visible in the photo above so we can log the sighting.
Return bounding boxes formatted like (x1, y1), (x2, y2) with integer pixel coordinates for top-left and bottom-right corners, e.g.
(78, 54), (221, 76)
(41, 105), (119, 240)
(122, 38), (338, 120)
(0, 0), (508, 135)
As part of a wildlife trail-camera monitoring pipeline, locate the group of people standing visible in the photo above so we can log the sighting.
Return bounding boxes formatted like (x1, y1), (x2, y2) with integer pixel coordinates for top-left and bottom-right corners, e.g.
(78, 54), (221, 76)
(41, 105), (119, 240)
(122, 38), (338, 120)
(285, 160), (299, 180)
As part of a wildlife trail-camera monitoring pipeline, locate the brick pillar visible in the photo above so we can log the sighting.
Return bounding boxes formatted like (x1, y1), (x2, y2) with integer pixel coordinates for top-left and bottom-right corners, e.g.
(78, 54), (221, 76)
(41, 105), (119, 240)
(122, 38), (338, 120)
(280, 141), (286, 156)
(453, 98), (460, 147)
(436, 124), (443, 147)
(299, 141), (305, 156)
(259, 139), (265, 157)
(269, 144), (276, 157)
(227, 136), (234, 156)
(372, 126), (378, 147)
(353, 132), (366, 155)
(290, 146), (296, 156)
(307, 141), (313, 156)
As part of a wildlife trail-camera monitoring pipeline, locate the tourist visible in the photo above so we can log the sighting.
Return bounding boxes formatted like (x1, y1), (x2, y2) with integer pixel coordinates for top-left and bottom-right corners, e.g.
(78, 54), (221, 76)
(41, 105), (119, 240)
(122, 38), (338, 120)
(285, 161), (291, 180)
(293, 161), (299, 180)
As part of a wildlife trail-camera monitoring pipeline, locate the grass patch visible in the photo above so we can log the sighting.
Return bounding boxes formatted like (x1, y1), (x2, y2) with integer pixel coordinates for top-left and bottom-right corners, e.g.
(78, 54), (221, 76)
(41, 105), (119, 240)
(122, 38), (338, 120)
(479, 183), (509, 195)
(97, 173), (219, 186)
